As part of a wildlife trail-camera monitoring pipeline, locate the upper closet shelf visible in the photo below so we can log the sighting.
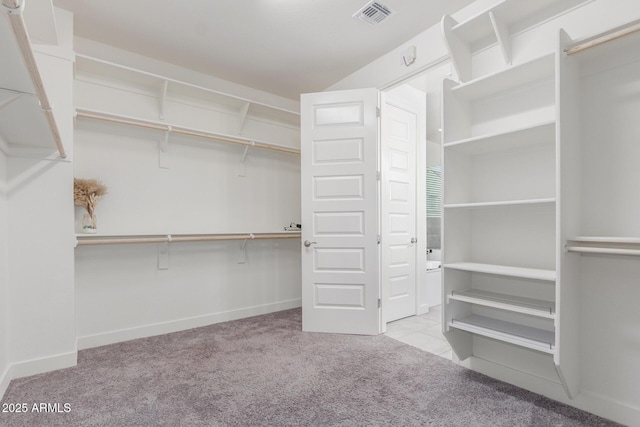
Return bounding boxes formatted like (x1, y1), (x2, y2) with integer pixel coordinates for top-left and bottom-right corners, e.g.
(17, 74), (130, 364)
(0, 2), (66, 158)
(74, 55), (300, 129)
(451, 53), (555, 102)
(75, 108), (300, 155)
(442, 0), (581, 82)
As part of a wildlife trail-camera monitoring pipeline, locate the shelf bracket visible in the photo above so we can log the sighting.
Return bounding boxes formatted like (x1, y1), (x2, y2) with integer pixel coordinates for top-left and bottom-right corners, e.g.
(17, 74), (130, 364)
(159, 126), (172, 169)
(489, 11), (511, 66)
(238, 233), (254, 263)
(238, 141), (255, 177)
(158, 235), (171, 270)
(159, 80), (169, 121)
(237, 101), (250, 135)
(0, 92), (23, 111)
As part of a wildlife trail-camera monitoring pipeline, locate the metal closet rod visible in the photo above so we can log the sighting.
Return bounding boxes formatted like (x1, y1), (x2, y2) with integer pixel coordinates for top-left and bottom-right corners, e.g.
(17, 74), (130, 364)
(76, 232), (301, 246)
(565, 19), (640, 55)
(564, 246), (640, 256)
(2, 0), (67, 159)
(75, 109), (301, 155)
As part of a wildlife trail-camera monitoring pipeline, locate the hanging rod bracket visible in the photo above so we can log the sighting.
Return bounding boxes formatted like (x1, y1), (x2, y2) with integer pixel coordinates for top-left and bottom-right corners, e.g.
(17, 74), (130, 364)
(158, 241), (170, 270)
(159, 126), (172, 169)
(238, 233), (255, 263)
(2, 0), (25, 15)
(238, 141), (255, 177)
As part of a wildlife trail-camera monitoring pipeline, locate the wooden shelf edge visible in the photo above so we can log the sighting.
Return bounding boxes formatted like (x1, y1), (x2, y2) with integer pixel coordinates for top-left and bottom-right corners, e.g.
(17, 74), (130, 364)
(444, 198), (556, 210)
(444, 262), (556, 281)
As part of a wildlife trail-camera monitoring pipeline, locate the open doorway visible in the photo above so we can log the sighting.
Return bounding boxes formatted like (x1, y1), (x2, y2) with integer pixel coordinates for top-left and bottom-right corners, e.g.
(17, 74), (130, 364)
(382, 60), (452, 359)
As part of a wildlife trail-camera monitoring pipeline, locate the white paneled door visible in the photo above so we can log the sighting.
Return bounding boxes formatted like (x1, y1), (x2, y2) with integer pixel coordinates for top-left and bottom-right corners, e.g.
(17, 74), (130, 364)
(381, 100), (417, 322)
(301, 88), (380, 335)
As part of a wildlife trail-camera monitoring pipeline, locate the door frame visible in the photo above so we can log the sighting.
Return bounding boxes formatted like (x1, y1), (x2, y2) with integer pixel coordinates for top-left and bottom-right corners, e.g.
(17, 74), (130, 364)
(380, 85), (427, 326)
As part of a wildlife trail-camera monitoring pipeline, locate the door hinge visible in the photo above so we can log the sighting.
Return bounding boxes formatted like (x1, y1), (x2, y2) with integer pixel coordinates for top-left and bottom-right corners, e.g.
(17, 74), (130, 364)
(378, 298), (381, 308)
(377, 235), (381, 244)
(376, 106), (381, 117)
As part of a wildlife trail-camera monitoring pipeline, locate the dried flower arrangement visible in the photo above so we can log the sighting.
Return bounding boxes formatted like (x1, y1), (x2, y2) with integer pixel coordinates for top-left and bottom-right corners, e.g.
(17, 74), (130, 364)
(74, 178), (107, 232)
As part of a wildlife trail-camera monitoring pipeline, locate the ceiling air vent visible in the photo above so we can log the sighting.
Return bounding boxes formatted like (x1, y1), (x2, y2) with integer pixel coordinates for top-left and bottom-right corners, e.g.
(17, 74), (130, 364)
(353, 1), (395, 25)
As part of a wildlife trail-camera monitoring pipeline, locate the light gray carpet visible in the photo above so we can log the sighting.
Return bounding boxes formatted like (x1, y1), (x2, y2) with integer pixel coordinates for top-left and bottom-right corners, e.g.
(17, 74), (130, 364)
(0, 309), (619, 426)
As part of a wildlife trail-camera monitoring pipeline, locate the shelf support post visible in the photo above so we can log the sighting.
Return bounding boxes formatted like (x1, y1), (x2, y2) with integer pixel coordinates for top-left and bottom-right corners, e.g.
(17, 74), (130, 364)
(237, 101), (250, 135)
(159, 79), (168, 121)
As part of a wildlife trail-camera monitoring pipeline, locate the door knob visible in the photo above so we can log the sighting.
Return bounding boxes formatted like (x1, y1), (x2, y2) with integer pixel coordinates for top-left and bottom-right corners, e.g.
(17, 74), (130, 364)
(304, 240), (317, 247)
(410, 237), (417, 244)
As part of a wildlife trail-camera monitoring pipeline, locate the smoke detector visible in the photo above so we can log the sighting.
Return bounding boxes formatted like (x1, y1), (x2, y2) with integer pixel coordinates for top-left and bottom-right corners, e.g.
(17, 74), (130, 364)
(353, 1), (395, 25)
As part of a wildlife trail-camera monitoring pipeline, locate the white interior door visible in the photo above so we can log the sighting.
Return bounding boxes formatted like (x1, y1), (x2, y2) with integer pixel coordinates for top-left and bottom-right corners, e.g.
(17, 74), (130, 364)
(381, 98), (417, 323)
(301, 88), (380, 335)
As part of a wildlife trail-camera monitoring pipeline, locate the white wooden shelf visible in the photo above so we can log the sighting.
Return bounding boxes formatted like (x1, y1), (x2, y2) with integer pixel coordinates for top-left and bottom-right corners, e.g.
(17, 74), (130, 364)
(451, 53), (555, 102)
(75, 108), (300, 155)
(444, 198), (556, 210)
(0, 7), (65, 158)
(444, 262), (556, 282)
(449, 314), (555, 354)
(74, 54), (300, 128)
(448, 289), (555, 319)
(443, 120), (555, 155)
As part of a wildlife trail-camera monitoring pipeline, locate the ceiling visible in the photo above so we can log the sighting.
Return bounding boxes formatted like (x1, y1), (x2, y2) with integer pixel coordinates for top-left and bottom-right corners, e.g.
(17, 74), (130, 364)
(52, 0), (474, 100)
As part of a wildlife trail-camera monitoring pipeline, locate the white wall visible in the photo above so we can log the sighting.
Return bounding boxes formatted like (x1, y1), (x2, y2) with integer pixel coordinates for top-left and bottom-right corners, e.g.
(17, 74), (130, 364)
(326, 0), (640, 425)
(5, 8), (76, 379)
(0, 150), (9, 396)
(72, 41), (302, 349)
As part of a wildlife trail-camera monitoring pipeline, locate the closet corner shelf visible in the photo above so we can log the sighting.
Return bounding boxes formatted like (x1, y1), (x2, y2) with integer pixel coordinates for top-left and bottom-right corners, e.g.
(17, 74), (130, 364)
(444, 198), (556, 210)
(444, 262), (556, 282)
(449, 314), (555, 354)
(448, 289), (555, 319)
(443, 120), (555, 155)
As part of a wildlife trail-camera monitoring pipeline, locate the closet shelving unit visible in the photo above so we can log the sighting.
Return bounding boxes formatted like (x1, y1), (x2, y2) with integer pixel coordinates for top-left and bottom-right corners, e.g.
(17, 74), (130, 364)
(0, 1), (66, 158)
(442, 11), (640, 400)
(72, 54), (302, 250)
(441, 0), (587, 82)
(441, 32), (577, 394)
(73, 54), (300, 153)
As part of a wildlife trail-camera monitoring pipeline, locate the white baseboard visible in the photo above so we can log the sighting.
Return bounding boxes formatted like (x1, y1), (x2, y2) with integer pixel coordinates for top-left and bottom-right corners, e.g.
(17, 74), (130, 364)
(0, 351), (78, 400)
(10, 351), (77, 380)
(0, 364), (10, 400)
(467, 356), (640, 427)
(77, 299), (302, 350)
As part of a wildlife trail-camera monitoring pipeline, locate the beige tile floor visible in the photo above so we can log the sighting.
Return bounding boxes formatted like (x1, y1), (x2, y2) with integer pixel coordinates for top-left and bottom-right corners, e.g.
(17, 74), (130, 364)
(384, 305), (452, 360)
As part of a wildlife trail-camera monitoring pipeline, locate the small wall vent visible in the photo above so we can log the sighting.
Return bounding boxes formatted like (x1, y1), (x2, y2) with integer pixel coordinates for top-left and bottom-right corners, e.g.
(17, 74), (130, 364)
(353, 1), (395, 25)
